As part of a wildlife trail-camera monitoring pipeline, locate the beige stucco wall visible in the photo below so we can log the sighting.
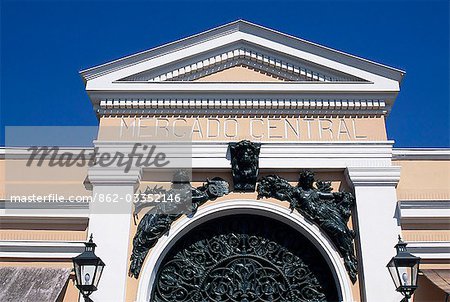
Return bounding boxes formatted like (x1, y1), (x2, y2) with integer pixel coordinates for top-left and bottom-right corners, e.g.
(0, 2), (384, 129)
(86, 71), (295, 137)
(402, 230), (450, 242)
(395, 159), (450, 251)
(0, 160), (4, 200)
(394, 160), (450, 200)
(0, 155), (88, 301)
(194, 65), (285, 82)
(99, 115), (387, 142)
(0, 216), (88, 241)
(0, 158), (90, 200)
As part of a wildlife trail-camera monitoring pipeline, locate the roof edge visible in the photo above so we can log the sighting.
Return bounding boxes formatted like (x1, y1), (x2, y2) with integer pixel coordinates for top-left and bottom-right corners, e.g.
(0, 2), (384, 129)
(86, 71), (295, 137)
(80, 20), (242, 80)
(393, 148), (450, 160)
(80, 19), (405, 83)
(237, 20), (405, 76)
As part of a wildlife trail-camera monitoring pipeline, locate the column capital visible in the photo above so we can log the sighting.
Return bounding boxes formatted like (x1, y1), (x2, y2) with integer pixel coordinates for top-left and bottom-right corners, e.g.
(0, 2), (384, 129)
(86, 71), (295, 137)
(86, 167), (142, 189)
(346, 166), (401, 187)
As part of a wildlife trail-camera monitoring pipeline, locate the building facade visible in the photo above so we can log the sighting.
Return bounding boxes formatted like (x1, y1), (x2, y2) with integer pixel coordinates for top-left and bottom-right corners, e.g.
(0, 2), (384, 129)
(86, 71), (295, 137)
(1, 21), (449, 302)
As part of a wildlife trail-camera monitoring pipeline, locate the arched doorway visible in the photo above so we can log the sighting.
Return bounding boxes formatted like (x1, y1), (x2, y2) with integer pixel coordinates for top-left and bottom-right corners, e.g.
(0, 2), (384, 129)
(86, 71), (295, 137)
(151, 214), (339, 301)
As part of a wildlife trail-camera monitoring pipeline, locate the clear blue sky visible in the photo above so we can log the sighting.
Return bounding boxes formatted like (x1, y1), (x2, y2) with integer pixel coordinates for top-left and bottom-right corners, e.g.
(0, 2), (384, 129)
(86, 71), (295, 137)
(1, 0), (449, 147)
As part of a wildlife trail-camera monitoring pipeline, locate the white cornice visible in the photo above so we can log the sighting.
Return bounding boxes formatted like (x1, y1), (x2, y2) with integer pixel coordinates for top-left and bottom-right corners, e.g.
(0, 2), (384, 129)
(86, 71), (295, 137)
(86, 81), (399, 92)
(3, 147), (448, 158)
(93, 140), (396, 169)
(80, 20), (404, 82)
(81, 21), (403, 117)
(0, 147), (94, 159)
(0, 240), (86, 259)
(400, 200), (450, 209)
(1, 200), (89, 211)
(406, 241), (450, 259)
(96, 98), (387, 116)
(87, 167), (142, 188)
(0, 215), (89, 225)
(97, 108), (388, 117)
(399, 200), (450, 224)
(392, 148), (450, 160)
(346, 166), (401, 186)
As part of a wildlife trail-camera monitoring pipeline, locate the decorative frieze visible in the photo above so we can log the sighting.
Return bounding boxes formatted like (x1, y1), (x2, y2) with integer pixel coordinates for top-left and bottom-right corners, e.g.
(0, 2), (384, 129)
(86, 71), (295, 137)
(97, 98), (387, 115)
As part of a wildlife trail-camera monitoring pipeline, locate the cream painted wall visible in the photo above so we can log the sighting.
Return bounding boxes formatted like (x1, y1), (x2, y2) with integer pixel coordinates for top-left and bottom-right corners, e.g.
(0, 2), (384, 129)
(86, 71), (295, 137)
(194, 65), (284, 82)
(0, 158), (91, 199)
(99, 115), (388, 142)
(394, 160), (450, 200)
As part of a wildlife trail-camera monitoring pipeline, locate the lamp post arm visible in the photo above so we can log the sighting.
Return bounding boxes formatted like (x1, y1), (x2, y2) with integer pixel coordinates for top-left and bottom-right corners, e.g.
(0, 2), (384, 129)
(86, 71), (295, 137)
(83, 295), (93, 302)
(401, 294), (411, 302)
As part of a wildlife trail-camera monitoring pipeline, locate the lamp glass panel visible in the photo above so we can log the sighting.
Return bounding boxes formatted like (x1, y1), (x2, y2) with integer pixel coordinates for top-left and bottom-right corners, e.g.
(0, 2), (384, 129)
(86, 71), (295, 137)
(411, 262), (419, 286)
(387, 260), (401, 288)
(80, 264), (97, 286)
(93, 263), (104, 288)
(73, 262), (82, 286)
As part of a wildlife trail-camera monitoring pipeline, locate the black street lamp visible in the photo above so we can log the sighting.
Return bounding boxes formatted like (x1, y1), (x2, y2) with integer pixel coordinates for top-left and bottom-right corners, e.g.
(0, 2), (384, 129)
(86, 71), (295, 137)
(72, 234), (106, 302)
(387, 236), (421, 302)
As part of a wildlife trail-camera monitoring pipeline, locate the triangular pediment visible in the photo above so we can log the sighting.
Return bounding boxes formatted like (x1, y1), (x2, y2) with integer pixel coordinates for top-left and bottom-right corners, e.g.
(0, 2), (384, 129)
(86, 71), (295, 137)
(80, 20), (404, 110)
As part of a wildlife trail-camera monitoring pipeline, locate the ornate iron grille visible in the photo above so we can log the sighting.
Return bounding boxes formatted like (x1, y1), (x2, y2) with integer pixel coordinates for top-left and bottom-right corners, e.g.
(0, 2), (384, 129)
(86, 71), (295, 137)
(151, 215), (338, 301)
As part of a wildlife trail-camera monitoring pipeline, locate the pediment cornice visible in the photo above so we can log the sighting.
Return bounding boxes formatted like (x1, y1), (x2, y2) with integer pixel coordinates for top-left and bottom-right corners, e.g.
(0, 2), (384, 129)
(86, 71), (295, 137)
(91, 94), (388, 117)
(81, 20), (404, 82)
(81, 20), (404, 116)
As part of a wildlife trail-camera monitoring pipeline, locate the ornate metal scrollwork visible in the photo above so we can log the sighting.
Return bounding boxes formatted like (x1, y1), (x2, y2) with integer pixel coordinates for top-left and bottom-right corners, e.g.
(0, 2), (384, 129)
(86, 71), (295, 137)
(152, 215), (338, 302)
(257, 170), (358, 283)
(129, 170), (230, 278)
(229, 140), (261, 192)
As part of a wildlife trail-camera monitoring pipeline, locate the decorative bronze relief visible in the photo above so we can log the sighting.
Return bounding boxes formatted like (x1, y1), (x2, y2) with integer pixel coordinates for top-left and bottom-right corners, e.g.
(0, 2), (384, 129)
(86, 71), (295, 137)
(129, 170), (229, 278)
(257, 170), (358, 283)
(229, 140), (261, 192)
(129, 142), (358, 285)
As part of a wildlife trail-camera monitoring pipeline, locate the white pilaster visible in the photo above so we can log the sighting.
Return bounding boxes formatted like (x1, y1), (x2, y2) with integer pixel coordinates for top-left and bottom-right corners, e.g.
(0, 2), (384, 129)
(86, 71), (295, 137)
(346, 166), (403, 302)
(87, 167), (141, 302)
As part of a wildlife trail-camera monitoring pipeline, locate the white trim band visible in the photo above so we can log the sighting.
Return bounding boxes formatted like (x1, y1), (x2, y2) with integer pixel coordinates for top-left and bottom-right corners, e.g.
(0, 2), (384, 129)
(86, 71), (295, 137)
(0, 240), (86, 258)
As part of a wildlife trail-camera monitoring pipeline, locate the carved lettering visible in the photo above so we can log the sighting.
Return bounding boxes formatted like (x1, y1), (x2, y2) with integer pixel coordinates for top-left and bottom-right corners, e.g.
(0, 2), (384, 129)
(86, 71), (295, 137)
(318, 119), (333, 140)
(138, 118), (154, 139)
(304, 118), (314, 139)
(267, 118), (283, 139)
(337, 119), (351, 140)
(352, 119), (367, 140)
(120, 118), (138, 139)
(111, 117), (373, 141)
(155, 118), (170, 137)
(224, 119), (238, 138)
(284, 119), (300, 139)
(191, 118), (203, 139)
(207, 118), (220, 138)
(250, 119), (264, 139)
(173, 118), (187, 138)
